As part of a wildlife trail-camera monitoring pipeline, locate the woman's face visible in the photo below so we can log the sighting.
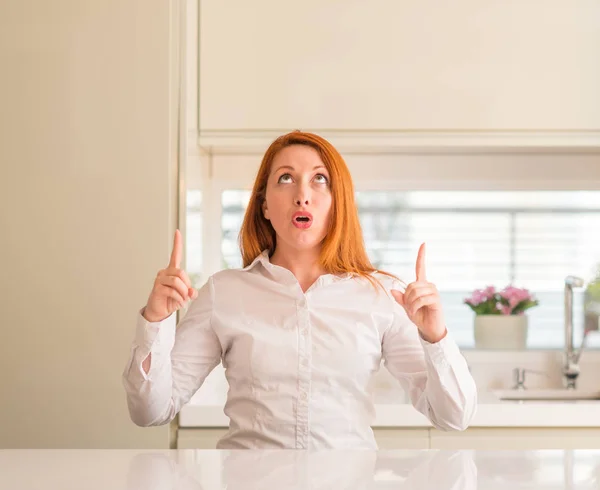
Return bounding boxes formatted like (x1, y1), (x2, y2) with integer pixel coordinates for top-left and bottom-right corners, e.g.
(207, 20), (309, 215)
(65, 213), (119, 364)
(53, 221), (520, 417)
(262, 145), (333, 254)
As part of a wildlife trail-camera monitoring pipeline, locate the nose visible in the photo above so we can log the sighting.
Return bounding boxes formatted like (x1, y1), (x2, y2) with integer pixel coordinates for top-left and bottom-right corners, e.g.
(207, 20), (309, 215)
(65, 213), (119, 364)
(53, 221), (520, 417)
(294, 183), (310, 206)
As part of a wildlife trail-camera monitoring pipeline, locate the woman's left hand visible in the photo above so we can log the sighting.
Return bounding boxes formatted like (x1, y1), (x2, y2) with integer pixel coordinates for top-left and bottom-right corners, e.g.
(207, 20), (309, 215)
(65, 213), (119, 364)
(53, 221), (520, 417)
(391, 243), (447, 343)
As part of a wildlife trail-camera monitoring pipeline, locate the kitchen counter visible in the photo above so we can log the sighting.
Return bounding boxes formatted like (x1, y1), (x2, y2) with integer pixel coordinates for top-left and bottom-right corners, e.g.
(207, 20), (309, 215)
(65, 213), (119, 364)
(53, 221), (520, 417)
(179, 391), (600, 428)
(4, 448), (600, 489)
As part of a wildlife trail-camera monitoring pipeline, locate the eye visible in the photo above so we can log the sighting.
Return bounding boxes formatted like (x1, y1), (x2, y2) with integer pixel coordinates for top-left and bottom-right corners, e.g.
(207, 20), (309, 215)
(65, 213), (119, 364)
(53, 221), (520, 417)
(277, 173), (292, 183)
(315, 173), (329, 184)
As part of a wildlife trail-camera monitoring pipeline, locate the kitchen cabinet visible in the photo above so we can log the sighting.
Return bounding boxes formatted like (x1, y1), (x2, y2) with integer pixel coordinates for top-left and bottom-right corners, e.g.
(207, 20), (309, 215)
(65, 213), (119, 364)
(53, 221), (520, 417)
(178, 427), (600, 450)
(199, 2), (599, 132)
(178, 429), (228, 449)
(430, 428), (600, 450)
(177, 429), (429, 449)
(373, 429), (430, 449)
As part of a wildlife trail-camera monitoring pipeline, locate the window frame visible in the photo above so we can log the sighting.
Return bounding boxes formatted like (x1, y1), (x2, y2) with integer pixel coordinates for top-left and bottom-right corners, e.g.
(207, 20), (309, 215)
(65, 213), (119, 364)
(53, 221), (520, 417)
(191, 150), (600, 352)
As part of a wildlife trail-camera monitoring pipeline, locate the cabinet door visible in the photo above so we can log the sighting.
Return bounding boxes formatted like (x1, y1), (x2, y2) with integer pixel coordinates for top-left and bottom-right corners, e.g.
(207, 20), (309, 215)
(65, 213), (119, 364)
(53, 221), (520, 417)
(373, 429), (430, 449)
(199, 3), (597, 131)
(177, 429), (228, 449)
(178, 428), (431, 449)
(430, 428), (600, 450)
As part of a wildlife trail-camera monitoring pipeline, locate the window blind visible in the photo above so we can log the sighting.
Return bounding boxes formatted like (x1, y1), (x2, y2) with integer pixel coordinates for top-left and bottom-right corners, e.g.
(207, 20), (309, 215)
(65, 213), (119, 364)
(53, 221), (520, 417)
(219, 190), (600, 349)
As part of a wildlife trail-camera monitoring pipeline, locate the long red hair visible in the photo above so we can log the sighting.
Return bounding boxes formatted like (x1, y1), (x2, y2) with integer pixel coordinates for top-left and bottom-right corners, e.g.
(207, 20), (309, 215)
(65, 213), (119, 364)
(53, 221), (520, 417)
(238, 130), (402, 291)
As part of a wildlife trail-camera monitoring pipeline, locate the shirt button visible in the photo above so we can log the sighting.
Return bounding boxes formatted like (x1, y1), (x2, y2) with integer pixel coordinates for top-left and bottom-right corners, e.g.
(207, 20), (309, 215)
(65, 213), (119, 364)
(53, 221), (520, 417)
(300, 328), (307, 335)
(300, 392), (307, 400)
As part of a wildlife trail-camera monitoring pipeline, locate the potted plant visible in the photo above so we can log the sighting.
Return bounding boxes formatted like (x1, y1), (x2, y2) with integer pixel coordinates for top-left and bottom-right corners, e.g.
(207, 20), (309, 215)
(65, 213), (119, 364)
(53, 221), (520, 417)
(585, 263), (600, 335)
(464, 285), (539, 349)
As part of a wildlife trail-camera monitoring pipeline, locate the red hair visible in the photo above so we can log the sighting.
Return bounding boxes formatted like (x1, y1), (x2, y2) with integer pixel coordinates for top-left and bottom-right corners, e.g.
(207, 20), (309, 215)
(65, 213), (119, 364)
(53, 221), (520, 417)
(238, 130), (402, 292)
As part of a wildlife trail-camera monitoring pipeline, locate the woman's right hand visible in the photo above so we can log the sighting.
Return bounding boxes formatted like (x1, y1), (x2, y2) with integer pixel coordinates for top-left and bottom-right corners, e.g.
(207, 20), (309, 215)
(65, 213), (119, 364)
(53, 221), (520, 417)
(142, 229), (198, 323)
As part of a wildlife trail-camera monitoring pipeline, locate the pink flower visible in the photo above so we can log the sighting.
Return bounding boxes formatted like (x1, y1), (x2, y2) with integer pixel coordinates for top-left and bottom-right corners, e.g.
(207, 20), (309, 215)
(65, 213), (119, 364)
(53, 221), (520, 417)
(500, 285), (534, 307)
(464, 285), (496, 306)
(466, 283), (539, 315)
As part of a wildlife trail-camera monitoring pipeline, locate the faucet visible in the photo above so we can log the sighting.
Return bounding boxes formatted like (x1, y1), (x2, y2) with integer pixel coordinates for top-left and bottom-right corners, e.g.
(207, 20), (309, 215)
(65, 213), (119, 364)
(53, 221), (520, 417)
(512, 367), (549, 390)
(564, 275), (585, 389)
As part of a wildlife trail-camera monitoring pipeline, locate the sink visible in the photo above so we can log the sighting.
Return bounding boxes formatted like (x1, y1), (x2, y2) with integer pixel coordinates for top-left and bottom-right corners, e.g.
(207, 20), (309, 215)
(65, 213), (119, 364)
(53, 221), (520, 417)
(493, 389), (600, 401)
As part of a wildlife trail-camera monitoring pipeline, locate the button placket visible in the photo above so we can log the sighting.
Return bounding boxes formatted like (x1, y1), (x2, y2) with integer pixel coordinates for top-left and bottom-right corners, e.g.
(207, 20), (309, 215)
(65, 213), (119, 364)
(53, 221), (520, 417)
(295, 296), (312, 449)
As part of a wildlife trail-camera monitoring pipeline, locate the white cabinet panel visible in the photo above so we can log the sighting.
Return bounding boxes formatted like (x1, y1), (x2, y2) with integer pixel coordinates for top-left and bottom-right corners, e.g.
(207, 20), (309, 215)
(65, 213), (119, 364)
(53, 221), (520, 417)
(430, 428), (600, 450)
(199, 1), (600, 131)
(373, 429), (430, 449)
(177, 428), (430, 449)
(177, 429), (228, 449)
(178, 427), (600, 450)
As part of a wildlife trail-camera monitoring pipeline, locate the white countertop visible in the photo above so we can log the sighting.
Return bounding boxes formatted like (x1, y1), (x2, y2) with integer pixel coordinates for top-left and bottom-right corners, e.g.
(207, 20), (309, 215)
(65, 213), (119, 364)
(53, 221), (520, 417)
(4, 448), (600, 489)
(179, 391), (600, 428)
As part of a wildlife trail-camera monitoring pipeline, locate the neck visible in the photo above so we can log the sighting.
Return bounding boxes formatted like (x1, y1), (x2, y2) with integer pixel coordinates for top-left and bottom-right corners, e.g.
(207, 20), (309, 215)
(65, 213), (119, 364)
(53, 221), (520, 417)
(270, 244), (326, 286)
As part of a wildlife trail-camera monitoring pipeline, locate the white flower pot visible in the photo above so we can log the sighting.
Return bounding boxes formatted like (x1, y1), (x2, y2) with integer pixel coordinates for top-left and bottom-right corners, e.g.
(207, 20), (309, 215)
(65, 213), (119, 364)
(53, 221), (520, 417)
(474, 314), (529, 350)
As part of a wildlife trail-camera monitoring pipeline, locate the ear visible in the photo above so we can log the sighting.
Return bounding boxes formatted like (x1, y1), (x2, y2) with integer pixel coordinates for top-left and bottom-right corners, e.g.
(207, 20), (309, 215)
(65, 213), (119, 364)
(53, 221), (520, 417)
(262, 199), (269, 220)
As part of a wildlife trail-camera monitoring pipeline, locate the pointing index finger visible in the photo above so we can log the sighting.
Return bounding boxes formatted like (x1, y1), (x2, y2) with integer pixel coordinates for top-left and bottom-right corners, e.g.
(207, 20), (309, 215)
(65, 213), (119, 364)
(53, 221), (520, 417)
(169, 229), (182, 269)
(416, 242), (427, 282)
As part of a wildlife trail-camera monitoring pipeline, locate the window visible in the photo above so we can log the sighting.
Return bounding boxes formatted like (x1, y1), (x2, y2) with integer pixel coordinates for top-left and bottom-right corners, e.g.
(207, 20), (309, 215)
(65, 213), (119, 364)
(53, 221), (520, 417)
(217, 190), (600, 349)
(186, 190), (204, 288)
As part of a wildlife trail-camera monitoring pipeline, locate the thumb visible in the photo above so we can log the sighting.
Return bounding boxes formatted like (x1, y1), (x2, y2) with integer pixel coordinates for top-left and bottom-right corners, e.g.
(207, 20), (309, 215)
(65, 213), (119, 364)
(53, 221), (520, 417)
(391, 289), (405, 306)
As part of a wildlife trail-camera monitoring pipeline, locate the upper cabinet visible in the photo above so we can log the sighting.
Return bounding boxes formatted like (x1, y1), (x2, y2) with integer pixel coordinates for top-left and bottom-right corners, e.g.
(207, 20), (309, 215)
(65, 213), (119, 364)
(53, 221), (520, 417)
(198, 0), (600, 132)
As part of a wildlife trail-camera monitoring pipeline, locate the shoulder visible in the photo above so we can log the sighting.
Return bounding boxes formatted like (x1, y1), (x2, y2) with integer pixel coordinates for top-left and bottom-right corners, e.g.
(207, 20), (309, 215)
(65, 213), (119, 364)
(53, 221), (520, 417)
(344, 271), (406, 303)
(207, 265), (270, 293)
(209, 250), (267, 286)
(209, 267), (250, 287)
(370, 271), (408, 293)
(343, 272), (410, 335)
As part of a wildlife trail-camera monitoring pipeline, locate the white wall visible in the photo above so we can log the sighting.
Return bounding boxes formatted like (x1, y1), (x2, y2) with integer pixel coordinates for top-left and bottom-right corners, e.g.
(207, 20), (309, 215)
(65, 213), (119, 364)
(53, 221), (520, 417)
(198, 0), (600, 131)
(0, 1), (182, 448)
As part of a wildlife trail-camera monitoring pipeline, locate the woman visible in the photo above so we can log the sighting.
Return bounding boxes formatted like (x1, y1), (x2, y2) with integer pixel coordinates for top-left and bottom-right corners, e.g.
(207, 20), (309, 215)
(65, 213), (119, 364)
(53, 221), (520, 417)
(122, 130), (477, 449)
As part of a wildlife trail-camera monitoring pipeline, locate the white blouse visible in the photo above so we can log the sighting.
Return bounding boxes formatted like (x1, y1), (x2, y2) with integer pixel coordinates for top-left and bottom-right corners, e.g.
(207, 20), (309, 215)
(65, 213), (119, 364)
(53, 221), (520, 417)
(122, 250), (477, 449)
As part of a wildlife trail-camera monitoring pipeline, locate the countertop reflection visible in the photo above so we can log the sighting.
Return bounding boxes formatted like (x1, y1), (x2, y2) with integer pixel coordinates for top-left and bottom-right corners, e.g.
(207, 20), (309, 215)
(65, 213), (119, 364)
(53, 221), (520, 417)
(3, 448), (600, 489)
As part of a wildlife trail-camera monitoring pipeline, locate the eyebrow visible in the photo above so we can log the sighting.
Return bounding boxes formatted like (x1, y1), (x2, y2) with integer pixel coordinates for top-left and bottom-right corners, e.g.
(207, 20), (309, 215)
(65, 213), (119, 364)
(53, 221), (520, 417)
(274, 165), (326, 173)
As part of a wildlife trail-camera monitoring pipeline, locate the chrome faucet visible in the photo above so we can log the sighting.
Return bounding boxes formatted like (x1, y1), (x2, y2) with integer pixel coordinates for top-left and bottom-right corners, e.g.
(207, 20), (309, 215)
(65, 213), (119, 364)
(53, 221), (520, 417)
(564, 275), (585, 389)
(512, 367), (549, 390)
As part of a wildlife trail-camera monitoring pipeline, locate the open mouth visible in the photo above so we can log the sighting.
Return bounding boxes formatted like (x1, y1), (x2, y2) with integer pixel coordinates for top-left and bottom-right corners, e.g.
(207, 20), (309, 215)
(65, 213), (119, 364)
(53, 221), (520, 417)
(292, 211), (313, 229)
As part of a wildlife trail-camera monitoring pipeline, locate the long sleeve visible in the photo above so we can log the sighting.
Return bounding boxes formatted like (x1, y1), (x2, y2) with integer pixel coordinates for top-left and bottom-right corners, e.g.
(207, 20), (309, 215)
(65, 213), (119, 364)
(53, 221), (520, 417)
(381, 296), (477, 431)
(122, 276), (222, 427)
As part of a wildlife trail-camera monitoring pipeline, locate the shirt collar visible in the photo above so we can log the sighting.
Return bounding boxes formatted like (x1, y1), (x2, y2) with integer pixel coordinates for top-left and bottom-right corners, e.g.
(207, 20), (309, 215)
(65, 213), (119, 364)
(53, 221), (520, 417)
(242, 249), (353, 284)
(241, 249), (272, 272)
